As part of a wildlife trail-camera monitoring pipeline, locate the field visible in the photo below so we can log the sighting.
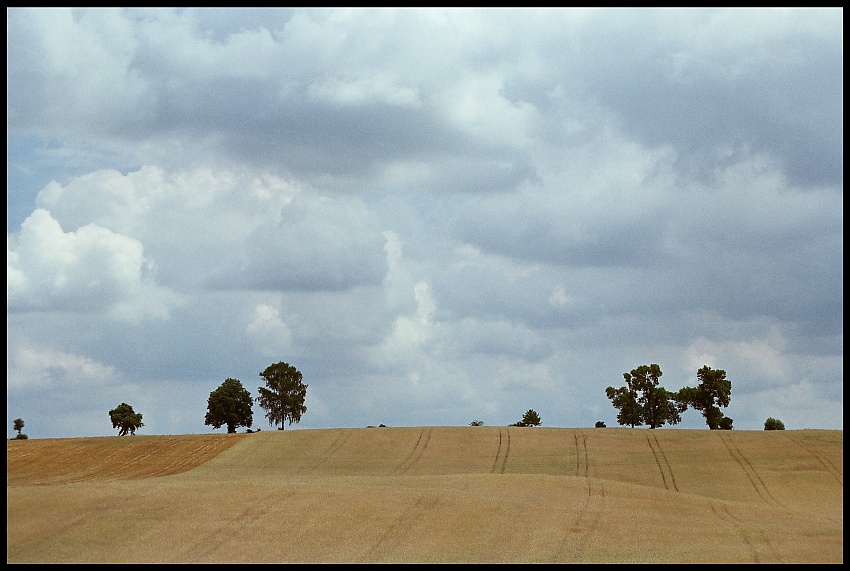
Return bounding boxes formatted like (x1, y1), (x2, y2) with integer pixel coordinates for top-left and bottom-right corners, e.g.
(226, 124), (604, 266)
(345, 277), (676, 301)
(6, 426), (843, 563)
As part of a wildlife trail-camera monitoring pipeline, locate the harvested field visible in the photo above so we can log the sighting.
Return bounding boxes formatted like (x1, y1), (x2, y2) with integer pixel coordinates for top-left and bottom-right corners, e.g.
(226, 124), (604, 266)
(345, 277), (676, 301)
(6, 427), (843, 563)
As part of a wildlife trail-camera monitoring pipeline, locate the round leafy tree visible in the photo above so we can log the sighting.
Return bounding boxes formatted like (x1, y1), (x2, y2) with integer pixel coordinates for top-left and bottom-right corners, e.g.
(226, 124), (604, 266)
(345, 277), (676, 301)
(109, 403), (144, 436)
(205, 377), (254, 433)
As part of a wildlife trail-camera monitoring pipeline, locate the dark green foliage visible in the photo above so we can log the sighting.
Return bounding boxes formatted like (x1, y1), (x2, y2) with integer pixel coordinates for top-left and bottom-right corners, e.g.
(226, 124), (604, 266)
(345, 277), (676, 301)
(205, 377), (254, 434)
(595, 421), (606, 428)
(13, 418), (24, 435)
(109, 403), (144, 436)
(764, 417), (785, 430)
(676, 366), (732, 430)
(257, 361), (308, 430)
(14, 433), (29, 440)
(718, 416), (733, 430)
(605, 385), (643, 428)
(606, 364), (685, 429)
(470, 420), (484, 426)
(512, 409), (541, 427)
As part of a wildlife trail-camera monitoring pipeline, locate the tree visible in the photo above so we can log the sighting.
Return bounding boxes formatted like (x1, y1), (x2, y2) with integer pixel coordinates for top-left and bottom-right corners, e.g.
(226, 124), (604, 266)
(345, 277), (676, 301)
(12, 418), (27, 440)
(205, 378), (254, 434)
(109, 403), (144, 436)
(676, 365), (732, 430)
(764, 417), (785, 430)
(606, 364), (685, 429)
(595, 421), (606, 428)
(257, 361), (308, 430)
(605, 385), (643, 428)
(512, 409), (541, 427)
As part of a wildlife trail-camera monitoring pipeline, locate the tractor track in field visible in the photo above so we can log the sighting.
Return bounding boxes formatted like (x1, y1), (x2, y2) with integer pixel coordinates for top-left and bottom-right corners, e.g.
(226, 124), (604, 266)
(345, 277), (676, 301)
(552, 430), (605, 562)
(491, 427), (511, 474)
(709, 500), (781, 563)
(394, 428), (432, 475)
(785, 434), (843, 485)
(718, 433), (783, 508)
(361, 493), (443, 562)
(174, 490), (297, 562)
(572, 430), (589, 478)
(308, 429), (354, 472)
(646, 433), (679, 492)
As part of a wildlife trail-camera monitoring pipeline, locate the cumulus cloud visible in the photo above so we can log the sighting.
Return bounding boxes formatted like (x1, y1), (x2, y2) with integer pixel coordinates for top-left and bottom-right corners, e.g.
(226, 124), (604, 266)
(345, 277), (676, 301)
(6, 8), (841, 437)
(7, 208), (178, 320)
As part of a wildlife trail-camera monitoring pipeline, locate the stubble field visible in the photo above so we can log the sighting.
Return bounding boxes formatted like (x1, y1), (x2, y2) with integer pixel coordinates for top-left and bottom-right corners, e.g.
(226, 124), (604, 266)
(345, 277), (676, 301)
(6, 426), (843, 563)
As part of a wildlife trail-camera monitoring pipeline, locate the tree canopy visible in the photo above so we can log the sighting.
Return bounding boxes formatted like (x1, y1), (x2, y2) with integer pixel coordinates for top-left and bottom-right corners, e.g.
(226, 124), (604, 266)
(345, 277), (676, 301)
(606, 364), (685, 429)
(676, 365), (732, 430)
(257, 361), (308, 430)
(512, 409), (542, 427)
(205, 377), (254, 434)
(109, 403), (144, 436)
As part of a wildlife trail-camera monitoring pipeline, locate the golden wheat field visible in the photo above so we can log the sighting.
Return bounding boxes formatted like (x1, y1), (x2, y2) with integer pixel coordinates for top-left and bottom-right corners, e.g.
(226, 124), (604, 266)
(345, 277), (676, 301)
(6, 426), (843, 563)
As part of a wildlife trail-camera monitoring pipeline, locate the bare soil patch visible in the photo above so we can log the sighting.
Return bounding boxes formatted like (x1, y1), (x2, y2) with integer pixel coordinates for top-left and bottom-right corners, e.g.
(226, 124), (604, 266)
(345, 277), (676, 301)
(6, 433), (246, 486)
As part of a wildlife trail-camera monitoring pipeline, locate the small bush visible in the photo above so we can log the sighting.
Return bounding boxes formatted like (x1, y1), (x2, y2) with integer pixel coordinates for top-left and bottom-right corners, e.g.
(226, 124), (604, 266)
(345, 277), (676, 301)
(15, 433), (29, 440)
(470, 420), (484, 426)
(764, 417), (785, 430)
(595, 421), (606, 428)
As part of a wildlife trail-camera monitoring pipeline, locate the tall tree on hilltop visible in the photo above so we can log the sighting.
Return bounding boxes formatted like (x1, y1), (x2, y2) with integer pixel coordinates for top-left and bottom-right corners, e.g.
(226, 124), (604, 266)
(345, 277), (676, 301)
(257, 361), (308, 430)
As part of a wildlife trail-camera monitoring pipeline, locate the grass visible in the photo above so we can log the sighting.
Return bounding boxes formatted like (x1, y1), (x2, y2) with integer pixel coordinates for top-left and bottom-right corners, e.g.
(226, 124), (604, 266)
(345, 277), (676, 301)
(6, 426), (843, 563)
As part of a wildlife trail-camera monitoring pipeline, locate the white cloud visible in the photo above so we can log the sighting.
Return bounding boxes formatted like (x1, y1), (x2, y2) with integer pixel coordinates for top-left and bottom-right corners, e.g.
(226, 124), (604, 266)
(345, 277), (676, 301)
(7, 208), (179, 320)
(7, 338), (120, 394)
(246, 302), (293, 357)
(684, 330), (792, 391)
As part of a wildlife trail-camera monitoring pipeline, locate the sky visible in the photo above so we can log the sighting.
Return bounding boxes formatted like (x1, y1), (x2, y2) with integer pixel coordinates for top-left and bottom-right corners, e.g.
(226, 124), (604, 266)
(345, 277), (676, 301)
(7, 7), (843, 439)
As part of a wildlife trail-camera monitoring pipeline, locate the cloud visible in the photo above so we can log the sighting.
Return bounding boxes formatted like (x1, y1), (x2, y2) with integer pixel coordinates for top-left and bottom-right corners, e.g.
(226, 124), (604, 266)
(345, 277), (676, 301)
(7, 208), (179, 320)
(246, 303), (293, 357)
(6, 8), (842, 437)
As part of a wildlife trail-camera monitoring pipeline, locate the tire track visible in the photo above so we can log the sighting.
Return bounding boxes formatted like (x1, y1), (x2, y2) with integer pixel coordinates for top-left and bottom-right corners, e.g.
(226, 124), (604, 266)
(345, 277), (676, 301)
(573, 431), (588, 478)
(554, 430), (605, 562)
(646, 433), (679, 492)
(310, 429), (354, 472)
(175, 491), (296, 562)
(394, 428), (431, 475)
(491, 427), (511, 474)
(362, 493), (442, 562)
(556, 477), (606, 562)
(709, 500), (781, 563)
(719, 433), (783, 508)
(785, 434), (843, 484)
